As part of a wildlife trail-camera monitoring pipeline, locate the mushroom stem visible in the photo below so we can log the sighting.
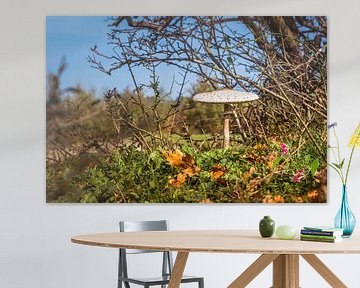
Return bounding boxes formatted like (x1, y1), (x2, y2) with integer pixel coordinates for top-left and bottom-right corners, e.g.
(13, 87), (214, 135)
(224, 104), (231, 148)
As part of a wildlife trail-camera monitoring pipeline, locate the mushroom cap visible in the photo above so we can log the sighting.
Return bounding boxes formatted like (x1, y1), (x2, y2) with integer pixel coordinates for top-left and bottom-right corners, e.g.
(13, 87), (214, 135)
(193, 89), (259, 104)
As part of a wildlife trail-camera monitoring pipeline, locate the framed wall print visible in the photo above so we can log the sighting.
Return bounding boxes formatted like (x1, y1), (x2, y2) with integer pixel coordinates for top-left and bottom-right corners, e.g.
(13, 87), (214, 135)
(46, 16), (327, 203)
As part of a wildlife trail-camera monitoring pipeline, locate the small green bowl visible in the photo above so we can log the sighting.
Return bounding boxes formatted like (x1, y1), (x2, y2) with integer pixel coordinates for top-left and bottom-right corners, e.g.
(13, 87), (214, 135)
(275, 225), (297, 240)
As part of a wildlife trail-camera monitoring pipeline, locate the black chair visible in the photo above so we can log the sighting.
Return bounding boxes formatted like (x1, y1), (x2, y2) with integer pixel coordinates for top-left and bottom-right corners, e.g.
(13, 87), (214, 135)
(118, 220), (204, 288)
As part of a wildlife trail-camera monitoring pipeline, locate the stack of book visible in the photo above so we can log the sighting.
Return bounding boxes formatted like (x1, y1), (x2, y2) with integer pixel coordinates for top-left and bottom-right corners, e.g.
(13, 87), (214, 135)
(300, 226), (344, 243)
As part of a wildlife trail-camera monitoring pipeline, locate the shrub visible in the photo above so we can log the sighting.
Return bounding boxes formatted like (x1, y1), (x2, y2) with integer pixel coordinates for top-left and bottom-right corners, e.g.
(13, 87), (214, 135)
(47, 138), (326, 203)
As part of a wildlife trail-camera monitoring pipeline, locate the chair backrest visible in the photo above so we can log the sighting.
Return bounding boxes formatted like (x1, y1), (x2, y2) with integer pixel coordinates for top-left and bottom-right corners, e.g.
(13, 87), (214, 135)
(118, 220), (174, 283)
(119, 220), (169, 254)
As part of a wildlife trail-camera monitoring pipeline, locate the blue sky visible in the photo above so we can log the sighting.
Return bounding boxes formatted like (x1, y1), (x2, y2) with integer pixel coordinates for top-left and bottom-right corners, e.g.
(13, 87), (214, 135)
(46, 16), (195, 97)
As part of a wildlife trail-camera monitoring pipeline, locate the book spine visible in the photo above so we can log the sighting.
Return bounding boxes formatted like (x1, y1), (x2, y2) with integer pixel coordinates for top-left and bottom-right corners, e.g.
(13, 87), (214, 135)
(301, 230), (335, 236)
(300, 237), (337, 243)
(300, 234), (337, 240)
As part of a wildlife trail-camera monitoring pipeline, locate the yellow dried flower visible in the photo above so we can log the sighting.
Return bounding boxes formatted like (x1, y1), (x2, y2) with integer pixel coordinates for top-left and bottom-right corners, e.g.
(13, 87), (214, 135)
(349, 122), (360, 148)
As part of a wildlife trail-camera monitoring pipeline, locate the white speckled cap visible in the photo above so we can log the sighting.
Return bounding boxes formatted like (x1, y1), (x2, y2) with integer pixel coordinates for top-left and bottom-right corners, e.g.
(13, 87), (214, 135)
(193, 89), (259, 104)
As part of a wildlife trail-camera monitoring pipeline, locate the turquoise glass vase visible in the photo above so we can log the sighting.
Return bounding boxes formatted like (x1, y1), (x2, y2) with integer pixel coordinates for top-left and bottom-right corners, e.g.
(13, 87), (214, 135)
(334, 185), (356, 237)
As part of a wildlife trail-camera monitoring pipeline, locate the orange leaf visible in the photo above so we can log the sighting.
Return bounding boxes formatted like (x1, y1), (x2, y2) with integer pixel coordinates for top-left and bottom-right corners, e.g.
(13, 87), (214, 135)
(294, 196), (304, 203)
(242, 166), (256, 179)
(273, 195), (284, 203)
(168, 172), (187, 188)
(210, 164), (226, 180)
(199, 198), (212, 203)
(307, 190), (318, 201)
(267, 153), (277, 170)
(211, 170), (225, 180)
(169, 180), (181, 188)
(177, 172), (186, 184)
(163, 149), (184, 167)
(182, 167), (200, 177)
(262, 194), (284, 203)
(262, 195), (275, 203)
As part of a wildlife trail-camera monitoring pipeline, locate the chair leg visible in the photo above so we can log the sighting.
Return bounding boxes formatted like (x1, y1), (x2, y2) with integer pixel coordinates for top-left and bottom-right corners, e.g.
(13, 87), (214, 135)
(118, 280), (130, 288)
(199, 278), (204, 288)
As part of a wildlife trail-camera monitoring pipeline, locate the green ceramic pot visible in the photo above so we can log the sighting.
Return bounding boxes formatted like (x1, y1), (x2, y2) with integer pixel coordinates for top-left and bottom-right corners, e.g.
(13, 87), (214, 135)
(259, 216), (275, 237)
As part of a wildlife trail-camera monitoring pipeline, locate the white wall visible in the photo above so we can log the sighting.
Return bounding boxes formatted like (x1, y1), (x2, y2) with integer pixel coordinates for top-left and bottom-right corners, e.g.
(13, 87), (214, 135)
(1, 0), (360, 287)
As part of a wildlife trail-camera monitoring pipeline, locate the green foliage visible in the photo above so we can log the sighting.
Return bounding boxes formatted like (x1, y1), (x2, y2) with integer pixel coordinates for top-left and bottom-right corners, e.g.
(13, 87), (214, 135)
(310, 159), (320, 177)
(47, 138), (326, 203)
(46, 69), (327, 203)
(75, 148), (172, 203)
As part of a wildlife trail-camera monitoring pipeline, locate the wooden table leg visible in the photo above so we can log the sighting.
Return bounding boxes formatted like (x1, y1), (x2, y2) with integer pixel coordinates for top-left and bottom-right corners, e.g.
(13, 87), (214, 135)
(229, 253), (348, 288)
(301, 254), (347, 288)
(228, 254), (279, 288)
(272, 254), (299, 288)
(168, 252), (189, 288)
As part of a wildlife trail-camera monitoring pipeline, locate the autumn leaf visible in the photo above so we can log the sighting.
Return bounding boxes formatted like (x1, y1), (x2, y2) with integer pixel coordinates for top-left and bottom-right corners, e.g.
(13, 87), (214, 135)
(242, 166), (256, 179)
(177, 172), (186, 183)
(210, 164), (226, 180)
(164, 149), (200, 188)
(262, 194), (284, 203)
(168, 179), (182, 188)
(199, 198), (212, 203)
(294, 196), (304, 203)
(268, 153), (281, 170)
(183, 166), (200, 177)
(169, 172), (187, 188)
(273, 195), (284, 203)
(262, 195), (274, 203)
(163, 149), (184, 167)
(212, 171), (224, 179)
(307, 190), (318, 202)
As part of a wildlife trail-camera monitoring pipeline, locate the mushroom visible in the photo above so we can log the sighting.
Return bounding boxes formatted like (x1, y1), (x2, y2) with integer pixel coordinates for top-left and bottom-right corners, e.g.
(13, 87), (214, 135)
(193, 89), (259, 148)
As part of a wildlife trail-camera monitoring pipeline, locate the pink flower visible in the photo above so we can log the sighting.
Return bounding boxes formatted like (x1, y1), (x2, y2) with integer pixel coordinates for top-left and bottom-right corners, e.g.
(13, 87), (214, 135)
(280, 143), (289, 155)
(293, 169), (305, 183)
